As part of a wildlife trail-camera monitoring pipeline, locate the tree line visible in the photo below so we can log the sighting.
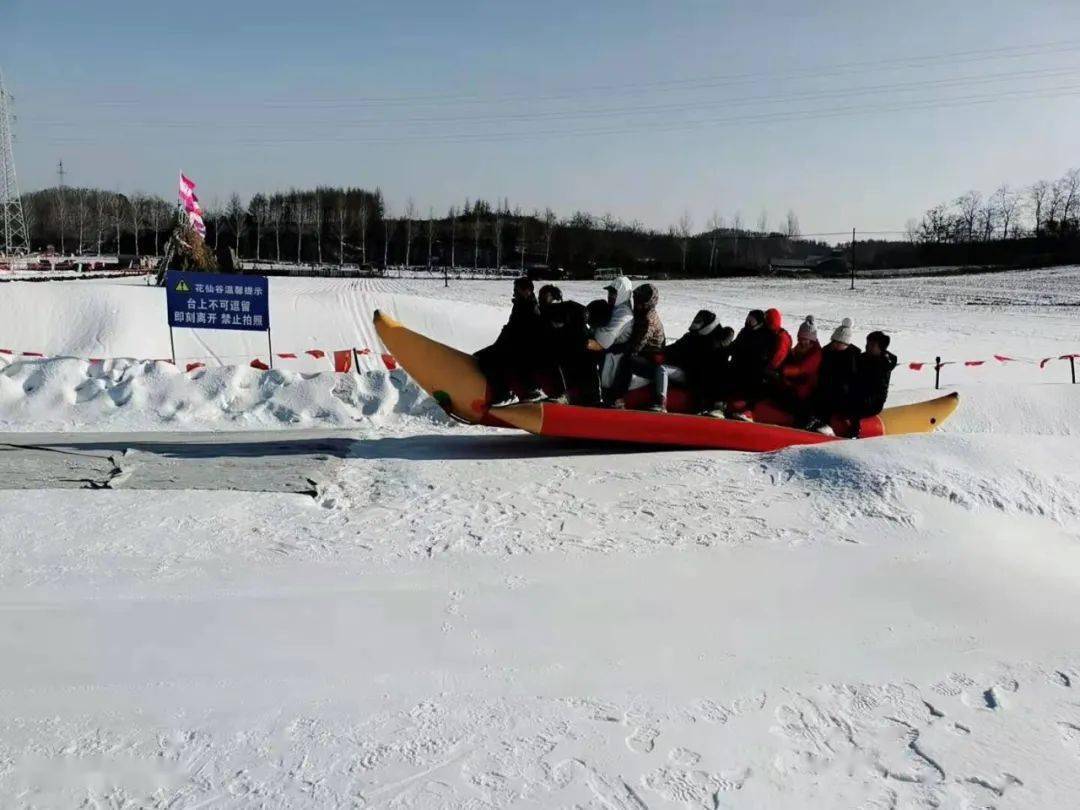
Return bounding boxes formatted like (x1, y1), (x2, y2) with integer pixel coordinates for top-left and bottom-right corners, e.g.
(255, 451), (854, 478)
(20, 167), (1080, 276)
(20, 185), (831, 277)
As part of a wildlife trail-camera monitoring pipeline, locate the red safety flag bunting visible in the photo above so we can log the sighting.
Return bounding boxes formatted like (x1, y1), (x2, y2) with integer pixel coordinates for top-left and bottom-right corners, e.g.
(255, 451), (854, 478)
(250, 358), (270, 370)
(305, 349), (326, 359)
(186, 362), (205, 372)
(381, 353), (398, 370)
(276, 353), (298, 359)
(909, 362), (926, 371)
(333, 349), (353, 373)
(993, 354), (1016, 363)
(964, 360), (985, 367)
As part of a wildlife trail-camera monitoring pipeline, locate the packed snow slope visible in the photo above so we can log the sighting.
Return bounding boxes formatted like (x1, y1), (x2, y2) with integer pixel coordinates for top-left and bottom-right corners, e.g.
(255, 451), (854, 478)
(1, 270), (1080, 808)
(0, 268), (1078, 430)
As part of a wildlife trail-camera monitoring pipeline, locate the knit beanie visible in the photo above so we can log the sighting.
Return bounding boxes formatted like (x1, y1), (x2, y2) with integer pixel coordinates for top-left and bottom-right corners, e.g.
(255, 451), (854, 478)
(689, 309), (719, 335)
(797, 315), (818, 342)
(831, 317), (853, 345)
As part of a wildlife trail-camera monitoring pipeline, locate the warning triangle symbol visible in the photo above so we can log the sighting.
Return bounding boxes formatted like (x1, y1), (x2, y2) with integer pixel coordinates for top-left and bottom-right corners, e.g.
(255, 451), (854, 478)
(175, 279), (190, 292)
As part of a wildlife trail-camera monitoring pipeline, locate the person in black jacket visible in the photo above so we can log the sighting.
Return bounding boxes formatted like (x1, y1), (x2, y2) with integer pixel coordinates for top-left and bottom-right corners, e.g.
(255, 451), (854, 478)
(474, 276), (544, 405)
(658, 310), (735, 414)
(730, 310), (774, 414)
(537, 285), (600, 405)
(851, 331), (898, 421)
(805, 317), (861, 435)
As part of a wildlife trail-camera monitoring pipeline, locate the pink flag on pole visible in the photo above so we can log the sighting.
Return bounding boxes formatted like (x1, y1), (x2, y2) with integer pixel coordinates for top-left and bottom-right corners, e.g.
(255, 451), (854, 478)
(180, 172), (207, 238)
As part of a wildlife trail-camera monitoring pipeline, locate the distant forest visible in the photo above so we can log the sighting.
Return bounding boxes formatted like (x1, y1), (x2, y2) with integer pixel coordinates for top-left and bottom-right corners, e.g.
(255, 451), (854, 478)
(19, 167), (1080, 276)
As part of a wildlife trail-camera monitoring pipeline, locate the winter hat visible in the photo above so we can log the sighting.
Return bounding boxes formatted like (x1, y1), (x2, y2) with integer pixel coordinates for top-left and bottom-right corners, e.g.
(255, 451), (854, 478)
(867, 330), (891, 351)
(747, 309), (766, 327)
(632, 283), (659, 311)
(797, 315), (818, 342)
(764, 308), (783, 331)
(831, 317), (853, 345)
(718, 326), (736, 346)
(689, 309), (720, 335)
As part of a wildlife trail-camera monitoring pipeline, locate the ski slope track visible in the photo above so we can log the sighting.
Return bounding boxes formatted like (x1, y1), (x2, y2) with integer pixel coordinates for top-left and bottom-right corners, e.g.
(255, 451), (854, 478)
(1, 270), (1080, 808)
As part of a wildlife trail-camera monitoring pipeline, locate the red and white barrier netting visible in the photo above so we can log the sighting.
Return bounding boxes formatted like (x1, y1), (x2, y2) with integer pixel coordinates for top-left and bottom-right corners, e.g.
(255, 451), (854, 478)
(0, 346), (1075, 382)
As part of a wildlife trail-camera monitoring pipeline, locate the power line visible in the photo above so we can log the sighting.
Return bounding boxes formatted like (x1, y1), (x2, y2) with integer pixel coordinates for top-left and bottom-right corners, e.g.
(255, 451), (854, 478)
(36, 81), (1080, 147)
(58, 38), (1080, 111)
(27, 63), (1080, 130)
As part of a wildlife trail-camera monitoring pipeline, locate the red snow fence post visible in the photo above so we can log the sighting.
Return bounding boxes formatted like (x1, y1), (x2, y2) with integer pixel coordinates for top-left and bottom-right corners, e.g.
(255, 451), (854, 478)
(333, 349), (353, 373)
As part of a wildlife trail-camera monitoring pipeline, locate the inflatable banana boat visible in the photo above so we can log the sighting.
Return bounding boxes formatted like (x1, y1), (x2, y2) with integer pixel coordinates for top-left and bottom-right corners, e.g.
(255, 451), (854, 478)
(373, 310), (959, 451)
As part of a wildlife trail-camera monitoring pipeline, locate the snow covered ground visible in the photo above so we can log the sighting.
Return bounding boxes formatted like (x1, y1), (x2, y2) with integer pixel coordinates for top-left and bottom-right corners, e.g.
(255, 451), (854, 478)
(1, 270), (1080, 808)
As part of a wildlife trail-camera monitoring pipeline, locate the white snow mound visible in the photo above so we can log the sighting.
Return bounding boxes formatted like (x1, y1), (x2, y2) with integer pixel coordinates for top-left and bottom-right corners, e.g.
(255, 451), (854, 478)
(0, 356), (446, 431)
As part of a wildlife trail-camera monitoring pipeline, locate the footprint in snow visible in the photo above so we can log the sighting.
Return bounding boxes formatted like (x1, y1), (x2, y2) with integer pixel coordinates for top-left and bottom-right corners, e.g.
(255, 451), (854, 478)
(626, 726), (659, 754)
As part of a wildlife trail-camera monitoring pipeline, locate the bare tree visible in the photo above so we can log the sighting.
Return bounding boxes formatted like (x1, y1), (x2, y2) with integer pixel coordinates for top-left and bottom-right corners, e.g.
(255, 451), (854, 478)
(976, 200), (997, 241)
(755, 209), (768, 235)
(147, 196), (169, 255)
(904, 218), (920, 244)
(706, 211), (724, 274)
(207, 198), (222, 250)
(448, 205), (457, 268)
(518, 216), (527, 271)
(403, 198), (417, 267)
(1028, 180), (1050, 237)
(249, 194), (269, 260)
(994, 185), (1019, 240)
(226, 193), (245, 256)
(672, 211), (693, 275)
(270, 197), (284, 262)
(76, 189), (87, 254)
(730, 211), (743, 259)
(292, 196), (308, 264)
(382, 207), (395, 268)
(494, 212), (504, 269)
(542, 208), (556, 267)
(53, 188), (69, 254)
(955, 190), (981, 242)
(473, 207), (482, 270)
(95, 192), (106, 255)
(784, 209), (800, 239)
(313, 195), (324, 265)
(109, 194), (125, 255)
(130, 193), (151, 258)
(336, 194), (347, 266)
(426, 207), (436, 269)
(356, 197), (369, 265)
(1060, 168), (1080, 227)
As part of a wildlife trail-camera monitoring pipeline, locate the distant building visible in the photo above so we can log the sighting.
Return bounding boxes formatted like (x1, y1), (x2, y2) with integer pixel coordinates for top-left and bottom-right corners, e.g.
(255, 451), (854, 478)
(769, 254), (847, 276)
(593, 267), (622, 280)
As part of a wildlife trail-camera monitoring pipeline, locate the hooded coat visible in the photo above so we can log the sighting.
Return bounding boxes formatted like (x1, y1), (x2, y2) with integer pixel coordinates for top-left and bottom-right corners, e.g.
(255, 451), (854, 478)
(593, 276), (636, 390)
(764, 308), (793, 371)
(492, 293), (542, 358)
(626, 283), (665, 355)
(592, 276), (634, 350)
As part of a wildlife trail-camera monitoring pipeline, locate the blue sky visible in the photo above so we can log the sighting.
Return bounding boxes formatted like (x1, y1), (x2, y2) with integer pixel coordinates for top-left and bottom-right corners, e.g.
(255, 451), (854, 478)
(5, 0), (1080, 235)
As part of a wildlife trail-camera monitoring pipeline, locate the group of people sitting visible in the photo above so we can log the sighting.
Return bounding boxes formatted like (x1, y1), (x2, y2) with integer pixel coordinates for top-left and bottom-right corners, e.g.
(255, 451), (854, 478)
(474, 275), (898, 436)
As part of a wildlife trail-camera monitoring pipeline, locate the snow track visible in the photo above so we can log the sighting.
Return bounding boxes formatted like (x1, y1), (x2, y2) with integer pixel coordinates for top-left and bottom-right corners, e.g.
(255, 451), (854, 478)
(2, 270), (1080, 807)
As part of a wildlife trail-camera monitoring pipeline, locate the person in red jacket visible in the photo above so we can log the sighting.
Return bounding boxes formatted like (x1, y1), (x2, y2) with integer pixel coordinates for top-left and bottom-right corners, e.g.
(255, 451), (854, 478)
(763, 308), (792, 374)
(775, 316), (823, 426)
(730, 307), (793, 421)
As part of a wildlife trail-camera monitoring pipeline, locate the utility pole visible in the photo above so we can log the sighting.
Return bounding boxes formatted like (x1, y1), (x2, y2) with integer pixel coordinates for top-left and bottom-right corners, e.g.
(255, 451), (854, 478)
(849, 227), (856, 291)
(0, 70), (31, 255)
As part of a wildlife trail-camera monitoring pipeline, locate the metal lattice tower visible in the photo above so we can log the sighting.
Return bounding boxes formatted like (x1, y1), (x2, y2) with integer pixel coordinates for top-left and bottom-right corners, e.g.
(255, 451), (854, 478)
(0, 70), (30, 256)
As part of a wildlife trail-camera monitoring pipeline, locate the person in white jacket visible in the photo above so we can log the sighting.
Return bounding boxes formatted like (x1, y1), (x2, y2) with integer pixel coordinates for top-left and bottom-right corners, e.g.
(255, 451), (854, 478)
(586, 276), (634, 401)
